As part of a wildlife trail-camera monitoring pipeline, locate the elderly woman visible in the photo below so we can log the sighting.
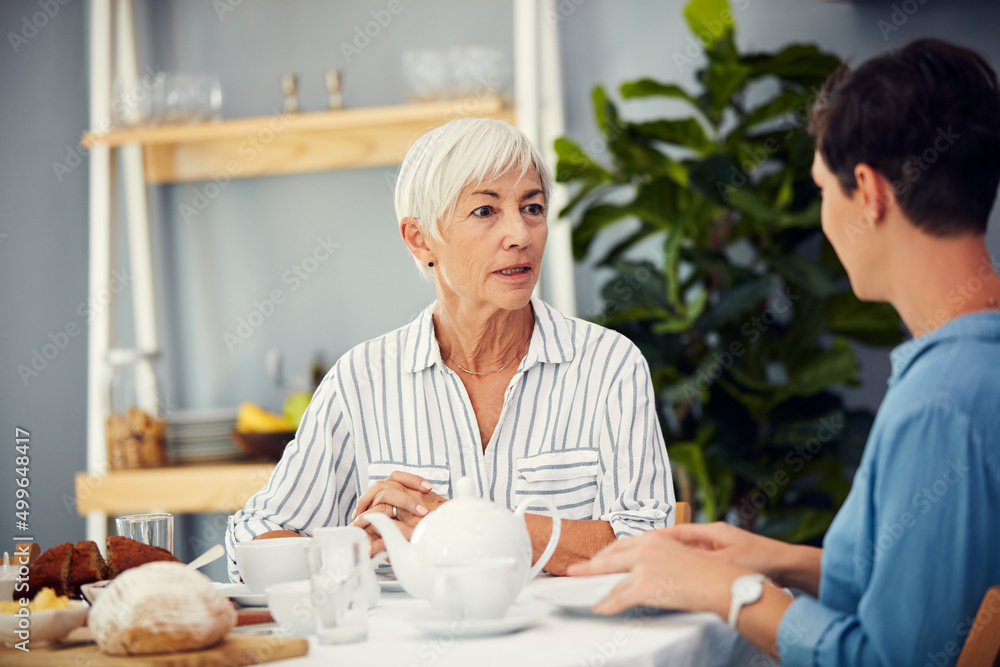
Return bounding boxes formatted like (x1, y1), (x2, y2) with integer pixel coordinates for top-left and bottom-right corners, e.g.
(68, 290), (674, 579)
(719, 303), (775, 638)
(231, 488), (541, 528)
(226, 117), (675, 579)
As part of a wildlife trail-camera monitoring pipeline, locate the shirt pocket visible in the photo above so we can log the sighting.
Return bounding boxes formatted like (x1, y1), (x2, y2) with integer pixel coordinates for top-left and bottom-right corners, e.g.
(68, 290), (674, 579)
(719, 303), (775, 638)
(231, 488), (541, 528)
(515, 448), (600, 520)
(366, 461), (451, 499)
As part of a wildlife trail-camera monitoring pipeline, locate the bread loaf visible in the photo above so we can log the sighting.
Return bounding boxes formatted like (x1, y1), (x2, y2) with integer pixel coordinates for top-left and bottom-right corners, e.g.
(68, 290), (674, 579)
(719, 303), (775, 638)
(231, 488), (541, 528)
(27, 542), (73, 598)
(68, 540), (108, 598)
(89, 561), (236, 655)
(106, 535), (179, 577)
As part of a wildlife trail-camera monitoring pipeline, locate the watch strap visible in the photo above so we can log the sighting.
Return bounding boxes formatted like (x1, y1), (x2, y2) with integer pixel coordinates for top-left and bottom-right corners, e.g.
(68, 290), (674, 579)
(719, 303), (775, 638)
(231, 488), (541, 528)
(728, 573), (767, 628)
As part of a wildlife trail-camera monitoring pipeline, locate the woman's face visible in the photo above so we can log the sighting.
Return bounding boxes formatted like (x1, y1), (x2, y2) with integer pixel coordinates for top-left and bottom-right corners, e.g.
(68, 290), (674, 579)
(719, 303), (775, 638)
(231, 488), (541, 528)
(428, 166), (547, 313)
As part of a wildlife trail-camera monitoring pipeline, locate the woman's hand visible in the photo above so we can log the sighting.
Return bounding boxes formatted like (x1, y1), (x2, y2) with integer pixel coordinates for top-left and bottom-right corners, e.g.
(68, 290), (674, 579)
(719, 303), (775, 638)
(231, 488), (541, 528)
(567, 529), (741, 616)
(667, 522), (820, 594)
(350, 471), (448, 556)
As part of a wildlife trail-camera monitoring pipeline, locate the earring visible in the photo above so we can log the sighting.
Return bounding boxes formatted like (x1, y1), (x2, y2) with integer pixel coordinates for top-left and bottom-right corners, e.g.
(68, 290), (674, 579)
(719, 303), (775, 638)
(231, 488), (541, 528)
(427, 261), (435, 267)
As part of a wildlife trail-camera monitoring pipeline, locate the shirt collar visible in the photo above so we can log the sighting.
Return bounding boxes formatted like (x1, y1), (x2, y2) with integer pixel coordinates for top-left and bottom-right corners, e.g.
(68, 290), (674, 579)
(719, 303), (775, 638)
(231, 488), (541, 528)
(403, 296), (575, 374)
(889, 310), (1000, 384)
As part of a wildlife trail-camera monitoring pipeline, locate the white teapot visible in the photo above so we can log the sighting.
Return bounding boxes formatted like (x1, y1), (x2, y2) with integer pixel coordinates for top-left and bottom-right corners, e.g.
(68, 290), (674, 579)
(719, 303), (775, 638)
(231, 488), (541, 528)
(363, 477), (561, 617)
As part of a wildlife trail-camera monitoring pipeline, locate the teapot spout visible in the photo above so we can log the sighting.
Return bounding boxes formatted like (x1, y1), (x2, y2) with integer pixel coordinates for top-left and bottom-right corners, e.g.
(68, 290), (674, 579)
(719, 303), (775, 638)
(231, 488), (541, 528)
(362, 512), (428, 600)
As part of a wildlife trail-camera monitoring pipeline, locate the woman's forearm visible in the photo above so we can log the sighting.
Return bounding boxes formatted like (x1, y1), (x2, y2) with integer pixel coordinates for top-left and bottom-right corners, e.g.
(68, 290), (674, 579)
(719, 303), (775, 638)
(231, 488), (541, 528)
(253, 530), (302, 540)
(773, 544), (822, 596)
(524, 515), (617, 576)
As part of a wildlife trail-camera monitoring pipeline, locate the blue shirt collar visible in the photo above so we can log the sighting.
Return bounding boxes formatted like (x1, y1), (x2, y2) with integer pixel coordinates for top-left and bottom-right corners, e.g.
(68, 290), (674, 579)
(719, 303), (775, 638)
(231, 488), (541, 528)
(889, 311), (1000, 385)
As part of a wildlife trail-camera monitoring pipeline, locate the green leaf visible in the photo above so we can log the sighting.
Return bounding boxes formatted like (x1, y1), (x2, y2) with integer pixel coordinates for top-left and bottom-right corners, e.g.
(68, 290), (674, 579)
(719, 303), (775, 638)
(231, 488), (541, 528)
(726, 188), (821, 228)
(593, 223), (662, 267)
(703, 60), (754, 112)
(767, 410), (846, 449)
(653, 290), (709, 334)
(591, 86), (619, 141)
(696, 276), (774, 334)
(572, 202), (635, 260)
(743, 44), (841, 87)
(632, 177), (681, 228)
(775, 337), (858, 403)
(663, 225), (684, 308)
(620, 78), (697, 103)
(683, 0), (734, 50)
(825, 291), (906, 346)
(737, 89), (816, 134)
(758, 508), (836, 543)
(769, 253), (837, 298)
(667, 425), (720, 520)
(687, 153), (742, 207)
(553, 137), (613, 184)
(631, 118), (714, 154)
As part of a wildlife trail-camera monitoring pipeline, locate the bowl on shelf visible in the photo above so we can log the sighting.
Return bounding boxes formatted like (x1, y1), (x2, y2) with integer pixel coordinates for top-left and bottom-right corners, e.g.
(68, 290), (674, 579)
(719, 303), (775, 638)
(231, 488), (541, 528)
(230, 430), (295, 461)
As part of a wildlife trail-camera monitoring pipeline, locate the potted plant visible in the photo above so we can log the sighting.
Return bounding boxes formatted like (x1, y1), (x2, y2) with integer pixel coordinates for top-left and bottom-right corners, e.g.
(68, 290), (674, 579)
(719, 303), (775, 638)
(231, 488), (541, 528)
(555, 0), (906, 541)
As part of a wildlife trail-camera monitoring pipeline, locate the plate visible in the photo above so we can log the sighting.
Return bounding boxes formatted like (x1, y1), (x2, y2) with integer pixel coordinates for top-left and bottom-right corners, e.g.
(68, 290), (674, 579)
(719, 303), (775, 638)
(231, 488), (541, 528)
(215, 582), (268, 607)
(533, 573), (629, 616)
(0, 601), (89, 646)
(407, 602), (549, 638)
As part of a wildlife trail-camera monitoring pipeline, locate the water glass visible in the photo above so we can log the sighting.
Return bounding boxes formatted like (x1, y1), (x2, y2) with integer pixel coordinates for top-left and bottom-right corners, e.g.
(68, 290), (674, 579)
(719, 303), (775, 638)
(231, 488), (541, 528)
(308, 527), (368, 644)
(115, 513), (174, 553)
(448, 46), (509, 100)
(402, 50), (451, 102)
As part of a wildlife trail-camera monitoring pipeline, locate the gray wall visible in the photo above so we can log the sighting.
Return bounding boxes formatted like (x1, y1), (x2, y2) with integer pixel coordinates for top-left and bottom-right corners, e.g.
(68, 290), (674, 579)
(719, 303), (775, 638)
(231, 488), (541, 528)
(3, 0), (999, 576)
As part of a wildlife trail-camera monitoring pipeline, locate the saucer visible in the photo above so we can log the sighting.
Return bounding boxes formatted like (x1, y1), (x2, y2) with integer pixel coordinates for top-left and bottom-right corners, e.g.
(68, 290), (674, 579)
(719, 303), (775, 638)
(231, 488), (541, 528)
(533, 573), (629, 616)
(214, 582), (268, 607)
(376, 570), (406, 593)
(407, 602), (549, 638)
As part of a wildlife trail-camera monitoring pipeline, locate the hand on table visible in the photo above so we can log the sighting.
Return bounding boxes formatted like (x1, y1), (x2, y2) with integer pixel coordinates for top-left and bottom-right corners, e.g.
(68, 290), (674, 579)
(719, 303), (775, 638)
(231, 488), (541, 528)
(567, 528), (744, 617)
(350, 471), (448, 556)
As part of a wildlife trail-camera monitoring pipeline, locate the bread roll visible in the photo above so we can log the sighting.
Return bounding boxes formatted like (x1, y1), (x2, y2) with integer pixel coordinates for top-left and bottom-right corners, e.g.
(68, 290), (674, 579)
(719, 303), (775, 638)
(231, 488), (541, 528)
(89, 561), (236, 655)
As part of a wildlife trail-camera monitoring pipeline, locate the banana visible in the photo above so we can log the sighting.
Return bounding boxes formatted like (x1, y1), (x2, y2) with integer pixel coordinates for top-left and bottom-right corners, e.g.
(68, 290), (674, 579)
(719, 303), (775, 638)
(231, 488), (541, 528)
(237, 402), (294, 433)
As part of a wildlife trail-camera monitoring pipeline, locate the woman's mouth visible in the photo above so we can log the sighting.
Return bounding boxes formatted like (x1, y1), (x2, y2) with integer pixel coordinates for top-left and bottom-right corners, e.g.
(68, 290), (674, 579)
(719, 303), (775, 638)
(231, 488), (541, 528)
(497, 266), (530, 276)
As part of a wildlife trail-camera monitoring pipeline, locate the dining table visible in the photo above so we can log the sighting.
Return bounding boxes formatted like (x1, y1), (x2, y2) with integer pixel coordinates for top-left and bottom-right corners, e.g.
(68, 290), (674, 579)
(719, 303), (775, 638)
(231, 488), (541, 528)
(256, 574), (774, 667)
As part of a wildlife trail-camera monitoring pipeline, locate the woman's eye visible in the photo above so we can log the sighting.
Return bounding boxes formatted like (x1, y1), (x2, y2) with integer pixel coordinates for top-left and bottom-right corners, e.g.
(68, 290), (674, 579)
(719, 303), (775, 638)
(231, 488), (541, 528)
(524, 203), (545, 216)
(472, 206), (494, 218)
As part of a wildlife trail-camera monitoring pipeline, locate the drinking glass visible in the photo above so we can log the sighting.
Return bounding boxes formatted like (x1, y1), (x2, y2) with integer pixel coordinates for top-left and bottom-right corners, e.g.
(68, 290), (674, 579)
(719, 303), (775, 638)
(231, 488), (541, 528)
(115, 513), (174, 553)
(402, 50), (450, 102)
(308, 527), (368, 644)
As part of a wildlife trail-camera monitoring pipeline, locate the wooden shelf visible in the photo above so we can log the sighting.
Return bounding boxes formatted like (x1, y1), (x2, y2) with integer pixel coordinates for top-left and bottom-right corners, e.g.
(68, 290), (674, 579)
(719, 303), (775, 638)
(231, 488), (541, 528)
(75, 462), (276, 515)
(81, 97), (515, 184)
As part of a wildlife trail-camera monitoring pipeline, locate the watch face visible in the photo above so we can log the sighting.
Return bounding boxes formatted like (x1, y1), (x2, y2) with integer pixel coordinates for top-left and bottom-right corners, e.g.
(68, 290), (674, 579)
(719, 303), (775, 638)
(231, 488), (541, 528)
(734, 576), (763, 600)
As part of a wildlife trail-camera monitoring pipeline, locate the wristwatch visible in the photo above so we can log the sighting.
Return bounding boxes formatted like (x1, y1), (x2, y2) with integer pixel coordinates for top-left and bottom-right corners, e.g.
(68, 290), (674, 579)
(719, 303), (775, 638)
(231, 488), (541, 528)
(728, 574), (767, 628)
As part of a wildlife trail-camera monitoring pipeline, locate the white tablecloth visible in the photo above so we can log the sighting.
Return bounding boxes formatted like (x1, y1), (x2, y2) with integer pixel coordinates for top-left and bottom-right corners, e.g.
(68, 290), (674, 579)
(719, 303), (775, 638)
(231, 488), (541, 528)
(268, 576), (770, 667)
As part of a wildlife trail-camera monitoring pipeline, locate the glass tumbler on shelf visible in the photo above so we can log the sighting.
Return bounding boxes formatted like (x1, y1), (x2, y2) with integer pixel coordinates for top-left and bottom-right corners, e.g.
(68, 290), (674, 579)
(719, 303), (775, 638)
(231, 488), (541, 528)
(104, 349), (167, 470)
(402, 49), (450, 102)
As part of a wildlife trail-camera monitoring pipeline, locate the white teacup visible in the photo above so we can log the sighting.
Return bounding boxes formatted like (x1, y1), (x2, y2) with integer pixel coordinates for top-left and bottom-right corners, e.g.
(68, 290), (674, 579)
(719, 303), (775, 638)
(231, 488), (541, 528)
(265, 580), (315, 636)
(429, 557), (519, 620)
(235, 537), (309, 594)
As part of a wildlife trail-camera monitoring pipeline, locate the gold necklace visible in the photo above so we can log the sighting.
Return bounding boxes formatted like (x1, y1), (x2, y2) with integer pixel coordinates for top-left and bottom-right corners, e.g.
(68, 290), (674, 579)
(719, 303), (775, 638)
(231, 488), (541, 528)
(453, 333), (531, 376)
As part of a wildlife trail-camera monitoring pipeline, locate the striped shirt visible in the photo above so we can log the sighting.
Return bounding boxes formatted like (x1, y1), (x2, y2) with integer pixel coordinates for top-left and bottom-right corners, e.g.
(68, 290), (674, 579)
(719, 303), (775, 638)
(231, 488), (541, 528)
(226, 297), (675, 581)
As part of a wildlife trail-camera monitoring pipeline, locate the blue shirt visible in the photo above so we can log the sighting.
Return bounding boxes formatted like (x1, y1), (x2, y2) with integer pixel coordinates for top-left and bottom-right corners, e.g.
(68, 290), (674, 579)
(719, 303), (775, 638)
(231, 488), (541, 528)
(778, 311), (1000, 667)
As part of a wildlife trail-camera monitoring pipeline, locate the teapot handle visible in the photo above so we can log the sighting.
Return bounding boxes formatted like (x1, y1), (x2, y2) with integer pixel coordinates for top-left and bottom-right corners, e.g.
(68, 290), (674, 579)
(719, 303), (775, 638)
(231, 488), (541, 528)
(514, 496), (561, 580)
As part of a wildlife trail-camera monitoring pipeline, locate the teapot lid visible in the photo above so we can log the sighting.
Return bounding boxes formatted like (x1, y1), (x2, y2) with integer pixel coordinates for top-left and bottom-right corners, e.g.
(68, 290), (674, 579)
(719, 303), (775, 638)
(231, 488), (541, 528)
(435, 476), (501, 515)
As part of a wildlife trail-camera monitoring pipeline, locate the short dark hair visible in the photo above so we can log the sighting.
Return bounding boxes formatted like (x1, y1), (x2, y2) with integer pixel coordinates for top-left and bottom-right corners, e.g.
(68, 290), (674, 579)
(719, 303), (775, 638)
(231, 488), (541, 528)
(809, 38), (1000, 236)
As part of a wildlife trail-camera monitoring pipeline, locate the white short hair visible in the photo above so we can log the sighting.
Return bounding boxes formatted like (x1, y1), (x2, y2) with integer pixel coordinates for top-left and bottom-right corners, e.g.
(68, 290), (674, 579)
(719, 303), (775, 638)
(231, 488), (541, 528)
(394, 117), (553, 280)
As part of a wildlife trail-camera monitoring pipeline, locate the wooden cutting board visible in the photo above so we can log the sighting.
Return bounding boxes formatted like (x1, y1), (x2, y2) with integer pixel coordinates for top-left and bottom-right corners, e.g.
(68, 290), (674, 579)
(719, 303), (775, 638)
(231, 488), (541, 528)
(0, 633), (308, 666)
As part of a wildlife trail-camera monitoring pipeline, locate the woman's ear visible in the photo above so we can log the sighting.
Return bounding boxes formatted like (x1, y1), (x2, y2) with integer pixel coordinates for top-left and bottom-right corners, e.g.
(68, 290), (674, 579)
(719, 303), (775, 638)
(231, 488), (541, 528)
(854, 163), (894, 226)
(400, 217), (433, 263)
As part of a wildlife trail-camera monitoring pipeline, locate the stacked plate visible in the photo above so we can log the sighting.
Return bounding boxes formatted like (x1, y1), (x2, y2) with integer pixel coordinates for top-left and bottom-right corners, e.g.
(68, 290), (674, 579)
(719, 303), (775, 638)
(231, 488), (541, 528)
(166, 408), (241, 463)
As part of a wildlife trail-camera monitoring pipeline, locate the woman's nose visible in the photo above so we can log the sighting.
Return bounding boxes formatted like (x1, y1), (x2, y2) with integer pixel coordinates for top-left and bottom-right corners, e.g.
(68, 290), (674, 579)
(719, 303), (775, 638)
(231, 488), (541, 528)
(502, 209), (532, 249)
